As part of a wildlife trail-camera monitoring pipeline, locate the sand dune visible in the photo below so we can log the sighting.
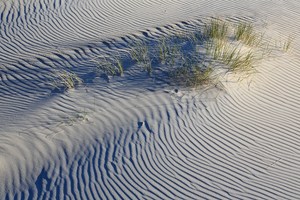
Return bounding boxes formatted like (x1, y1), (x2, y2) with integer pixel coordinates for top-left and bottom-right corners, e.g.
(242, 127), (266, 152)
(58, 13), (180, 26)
(1, 0), (300, 199)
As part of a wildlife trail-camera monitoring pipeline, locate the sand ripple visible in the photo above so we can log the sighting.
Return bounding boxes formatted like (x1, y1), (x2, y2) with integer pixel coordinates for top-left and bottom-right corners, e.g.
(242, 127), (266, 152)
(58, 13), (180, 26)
(1, 0), (300, 199)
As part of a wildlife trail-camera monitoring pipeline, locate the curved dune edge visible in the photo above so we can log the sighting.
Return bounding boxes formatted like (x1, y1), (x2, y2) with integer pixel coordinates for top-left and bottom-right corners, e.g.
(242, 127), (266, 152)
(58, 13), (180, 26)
(1, 0), (300, 199)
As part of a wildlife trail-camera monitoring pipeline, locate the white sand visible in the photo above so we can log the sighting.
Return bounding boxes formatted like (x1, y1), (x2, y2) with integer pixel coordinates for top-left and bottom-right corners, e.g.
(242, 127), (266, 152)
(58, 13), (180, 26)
(1, 0), (300, 199)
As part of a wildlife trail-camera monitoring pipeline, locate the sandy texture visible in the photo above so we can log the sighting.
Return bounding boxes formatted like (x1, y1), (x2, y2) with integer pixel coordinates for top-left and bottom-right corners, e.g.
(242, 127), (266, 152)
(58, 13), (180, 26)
(1, 0), (300, 199)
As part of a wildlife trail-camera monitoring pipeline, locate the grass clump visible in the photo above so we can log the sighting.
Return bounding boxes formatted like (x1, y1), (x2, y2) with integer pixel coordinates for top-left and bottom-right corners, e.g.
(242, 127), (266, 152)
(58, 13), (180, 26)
(205, 39), (257, 73)
(227, 50), (256, 72)
(158, 37), (180, 65)
(169, 55), (214, 88)
(170, 65), (214, 88)
(130, 41), (149, 64)
(130, 42), (153, 74)
(204, 19), (229, 41)
(94, 56), (123, 76)
(205, 39), (228, 60)
(50, 70), (82, 91)
(234, 22), (262, 46)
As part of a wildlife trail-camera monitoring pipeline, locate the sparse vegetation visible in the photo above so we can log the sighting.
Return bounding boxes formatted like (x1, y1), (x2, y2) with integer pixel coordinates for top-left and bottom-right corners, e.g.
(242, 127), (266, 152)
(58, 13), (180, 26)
(129, 19), (268, 87)
(30, 16), (295, 96)
(85, 17), (291, 90)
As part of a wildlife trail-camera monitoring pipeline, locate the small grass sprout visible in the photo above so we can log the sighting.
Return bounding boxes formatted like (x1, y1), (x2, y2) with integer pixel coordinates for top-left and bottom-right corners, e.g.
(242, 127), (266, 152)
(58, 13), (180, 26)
(222, 45), (241, 65)
(283, 35), (294, 52)
(115, 59), (124, 75)
(144, 58), (152, 75)
(111, 55), (124, 76)
(191, 66), (214, 87)
(159, 37), (168, 64)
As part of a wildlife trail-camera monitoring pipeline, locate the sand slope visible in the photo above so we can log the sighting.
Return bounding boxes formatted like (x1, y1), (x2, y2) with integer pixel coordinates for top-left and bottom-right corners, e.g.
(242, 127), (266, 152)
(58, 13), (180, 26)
(1, 0), (300, 199)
